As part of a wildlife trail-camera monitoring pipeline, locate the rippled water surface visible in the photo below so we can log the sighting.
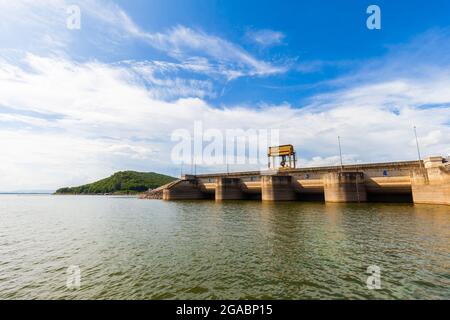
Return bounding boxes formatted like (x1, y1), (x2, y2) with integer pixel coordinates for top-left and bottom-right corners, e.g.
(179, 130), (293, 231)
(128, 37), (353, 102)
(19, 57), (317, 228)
(0, 195), (448, 299)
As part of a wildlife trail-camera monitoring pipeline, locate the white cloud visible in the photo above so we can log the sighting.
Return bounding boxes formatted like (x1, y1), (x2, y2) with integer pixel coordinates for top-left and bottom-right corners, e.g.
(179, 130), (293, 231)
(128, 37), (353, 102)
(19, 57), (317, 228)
(246, 29), (285, 47)
(0, 2), (449, 191)
(0, 0), (70, 55)
(0, 0), (285, 80)
(136, 26), (286, 79)
(124, 60), (216, 100)
(0, 53), (449, 190)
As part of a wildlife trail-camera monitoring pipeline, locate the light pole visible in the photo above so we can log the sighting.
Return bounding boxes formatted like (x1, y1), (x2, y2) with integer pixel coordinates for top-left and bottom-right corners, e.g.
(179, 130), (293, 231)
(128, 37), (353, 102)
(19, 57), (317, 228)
(338, 136), (344, 172)
(413, 126), (423, 170)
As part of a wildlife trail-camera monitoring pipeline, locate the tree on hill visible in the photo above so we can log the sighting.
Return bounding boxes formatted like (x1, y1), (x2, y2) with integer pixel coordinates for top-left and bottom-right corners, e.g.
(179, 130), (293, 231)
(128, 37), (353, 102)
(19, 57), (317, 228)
(55, 171), (176, 195)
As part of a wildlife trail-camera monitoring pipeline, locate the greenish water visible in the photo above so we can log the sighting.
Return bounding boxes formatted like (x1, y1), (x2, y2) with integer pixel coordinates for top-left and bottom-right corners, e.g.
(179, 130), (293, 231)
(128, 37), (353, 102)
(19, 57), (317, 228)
(0, 195), (448, 300)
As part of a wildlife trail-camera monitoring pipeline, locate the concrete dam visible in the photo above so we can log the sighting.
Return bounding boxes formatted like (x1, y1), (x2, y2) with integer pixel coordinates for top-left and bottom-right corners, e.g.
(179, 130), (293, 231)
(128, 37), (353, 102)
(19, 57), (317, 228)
(141, 156), (450, 205)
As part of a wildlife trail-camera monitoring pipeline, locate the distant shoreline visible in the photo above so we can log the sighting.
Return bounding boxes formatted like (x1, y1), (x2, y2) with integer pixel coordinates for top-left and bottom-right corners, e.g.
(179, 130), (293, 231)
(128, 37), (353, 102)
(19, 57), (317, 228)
(0, 192), (53, 195)
(53, 193), (139, 196)
(0, 193), (138, 197)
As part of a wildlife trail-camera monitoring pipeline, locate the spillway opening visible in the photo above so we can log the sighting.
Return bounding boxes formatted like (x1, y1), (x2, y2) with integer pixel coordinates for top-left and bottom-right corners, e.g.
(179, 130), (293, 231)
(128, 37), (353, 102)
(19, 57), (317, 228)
(367, 192), (413, 203)
(299, 193), (325, 202)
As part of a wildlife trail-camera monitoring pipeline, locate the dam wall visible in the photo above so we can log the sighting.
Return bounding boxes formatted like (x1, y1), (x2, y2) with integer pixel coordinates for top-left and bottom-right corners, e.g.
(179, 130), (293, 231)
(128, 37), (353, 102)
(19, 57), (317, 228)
(323, 172), (367, 203)
(215, 177), (246, 200)
(162, 178), (210, 200)
(261, 175), (297, 201)
(142, 156), (449, 205)
(411, 157), (450, 205)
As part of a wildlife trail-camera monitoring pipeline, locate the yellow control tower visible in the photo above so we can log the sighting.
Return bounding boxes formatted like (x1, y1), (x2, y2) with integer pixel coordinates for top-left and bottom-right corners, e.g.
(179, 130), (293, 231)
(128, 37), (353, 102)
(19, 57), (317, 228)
(268, 144), (297, 169)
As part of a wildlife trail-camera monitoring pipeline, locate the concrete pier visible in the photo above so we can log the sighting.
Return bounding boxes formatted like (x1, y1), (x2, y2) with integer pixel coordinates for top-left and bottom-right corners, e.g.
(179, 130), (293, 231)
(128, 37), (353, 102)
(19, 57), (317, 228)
(162, 177), (207, 200)
(411, 157), (450, 205)
(142, 156), (449, 205)
(323, 172), (367, 203)
(261, 175), (296, 201)
(215, 177), (245, 200)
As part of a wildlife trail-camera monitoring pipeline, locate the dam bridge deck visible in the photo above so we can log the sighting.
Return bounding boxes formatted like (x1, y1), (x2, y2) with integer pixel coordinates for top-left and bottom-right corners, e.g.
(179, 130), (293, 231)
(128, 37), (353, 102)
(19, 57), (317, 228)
(141, 157), (449, 205)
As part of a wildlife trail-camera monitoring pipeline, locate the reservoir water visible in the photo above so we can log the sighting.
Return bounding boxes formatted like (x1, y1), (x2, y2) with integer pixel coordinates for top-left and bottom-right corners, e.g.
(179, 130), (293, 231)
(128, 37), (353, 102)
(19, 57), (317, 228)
(0, 195), (448, 299)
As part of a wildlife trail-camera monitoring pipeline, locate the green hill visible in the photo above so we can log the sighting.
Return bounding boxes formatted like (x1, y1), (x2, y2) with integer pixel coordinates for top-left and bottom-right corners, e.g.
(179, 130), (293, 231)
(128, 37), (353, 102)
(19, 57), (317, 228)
(55, 171), (177, 195)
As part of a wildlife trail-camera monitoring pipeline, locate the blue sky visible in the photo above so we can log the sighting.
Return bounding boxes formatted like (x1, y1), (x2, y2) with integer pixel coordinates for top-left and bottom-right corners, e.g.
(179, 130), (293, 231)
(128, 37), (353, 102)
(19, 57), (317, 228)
(77, 0), (450, 103)
(0, 0), (449, 190)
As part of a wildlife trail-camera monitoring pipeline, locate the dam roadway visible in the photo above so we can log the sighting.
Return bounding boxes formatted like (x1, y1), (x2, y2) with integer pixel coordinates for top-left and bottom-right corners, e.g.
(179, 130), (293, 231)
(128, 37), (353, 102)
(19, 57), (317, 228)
(142, 156), (449, 205)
